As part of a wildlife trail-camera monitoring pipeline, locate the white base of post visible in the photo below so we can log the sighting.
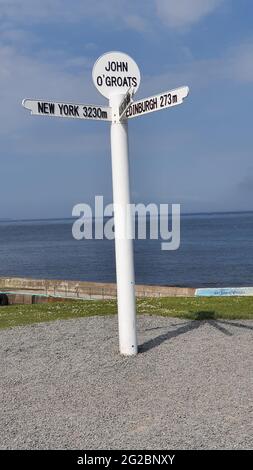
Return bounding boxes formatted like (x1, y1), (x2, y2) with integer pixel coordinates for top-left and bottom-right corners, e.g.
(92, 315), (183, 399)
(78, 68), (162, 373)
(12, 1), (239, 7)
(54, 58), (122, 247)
(110, 94), (137, 356)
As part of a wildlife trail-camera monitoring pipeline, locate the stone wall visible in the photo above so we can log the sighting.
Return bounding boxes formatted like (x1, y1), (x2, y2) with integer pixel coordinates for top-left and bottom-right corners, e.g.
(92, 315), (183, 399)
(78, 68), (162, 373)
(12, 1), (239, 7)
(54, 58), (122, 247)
(0, 276), (195, 299)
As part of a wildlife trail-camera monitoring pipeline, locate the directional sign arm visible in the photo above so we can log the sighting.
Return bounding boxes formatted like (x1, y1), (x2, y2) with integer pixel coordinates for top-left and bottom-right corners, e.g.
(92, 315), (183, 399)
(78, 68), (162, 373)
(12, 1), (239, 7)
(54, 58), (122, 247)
(22, 99), (112, 121)
(119, 87), (134, 120)
(125, 86), (189, 119)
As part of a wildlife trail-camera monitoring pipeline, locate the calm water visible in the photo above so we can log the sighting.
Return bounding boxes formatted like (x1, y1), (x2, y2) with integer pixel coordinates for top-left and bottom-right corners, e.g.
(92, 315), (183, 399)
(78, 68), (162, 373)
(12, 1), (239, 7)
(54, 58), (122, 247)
(0, 212), (253, 287)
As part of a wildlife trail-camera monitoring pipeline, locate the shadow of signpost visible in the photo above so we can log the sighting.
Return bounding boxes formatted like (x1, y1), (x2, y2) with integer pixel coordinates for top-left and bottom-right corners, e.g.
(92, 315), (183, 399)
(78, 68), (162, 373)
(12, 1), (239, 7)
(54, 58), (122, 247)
(139, 311), (253, 353)
(139, 319), (201, 353)
(218, 320), (253, 330)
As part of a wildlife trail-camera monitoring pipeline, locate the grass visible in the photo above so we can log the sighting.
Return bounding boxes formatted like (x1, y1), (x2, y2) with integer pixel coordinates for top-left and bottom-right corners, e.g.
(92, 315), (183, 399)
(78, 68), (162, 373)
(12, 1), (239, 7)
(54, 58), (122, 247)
(0, 296), (253, 330)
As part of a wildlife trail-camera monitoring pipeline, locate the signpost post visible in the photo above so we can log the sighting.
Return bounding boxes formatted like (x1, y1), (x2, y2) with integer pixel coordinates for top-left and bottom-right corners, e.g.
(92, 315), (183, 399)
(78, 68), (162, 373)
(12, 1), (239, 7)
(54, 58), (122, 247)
(109, 91), (137, 355)
(22, 50), (189, 356)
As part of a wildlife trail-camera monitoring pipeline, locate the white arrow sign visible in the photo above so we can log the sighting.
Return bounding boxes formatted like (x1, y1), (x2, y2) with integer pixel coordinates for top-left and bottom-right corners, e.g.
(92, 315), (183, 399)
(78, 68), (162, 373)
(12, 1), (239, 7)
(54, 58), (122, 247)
(22, 99), (112, 121)
(119, 87), (134, 120)
(125, 86), (189, 119)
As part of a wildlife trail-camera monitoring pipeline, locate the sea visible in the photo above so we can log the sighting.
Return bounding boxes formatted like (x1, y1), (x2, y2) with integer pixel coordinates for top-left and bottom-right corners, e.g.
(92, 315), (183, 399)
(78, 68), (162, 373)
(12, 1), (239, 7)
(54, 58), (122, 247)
(0, 212), (253, 287)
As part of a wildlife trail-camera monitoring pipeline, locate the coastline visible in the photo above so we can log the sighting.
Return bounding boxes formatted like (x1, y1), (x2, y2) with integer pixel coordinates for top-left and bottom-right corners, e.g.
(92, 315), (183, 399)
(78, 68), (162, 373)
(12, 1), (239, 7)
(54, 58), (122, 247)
(1, 276), (253, 303)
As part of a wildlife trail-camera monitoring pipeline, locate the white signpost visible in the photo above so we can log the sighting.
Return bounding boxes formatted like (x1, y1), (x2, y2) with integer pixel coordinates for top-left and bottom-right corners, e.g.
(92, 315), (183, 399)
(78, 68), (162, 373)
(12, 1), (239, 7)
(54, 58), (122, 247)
(22, 51), (189, 356)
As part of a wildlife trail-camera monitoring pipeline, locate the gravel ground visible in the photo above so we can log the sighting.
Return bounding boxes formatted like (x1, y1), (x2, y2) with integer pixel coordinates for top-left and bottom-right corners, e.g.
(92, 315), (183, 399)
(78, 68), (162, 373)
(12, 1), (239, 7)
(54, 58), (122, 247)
(0, 315), (252, 450)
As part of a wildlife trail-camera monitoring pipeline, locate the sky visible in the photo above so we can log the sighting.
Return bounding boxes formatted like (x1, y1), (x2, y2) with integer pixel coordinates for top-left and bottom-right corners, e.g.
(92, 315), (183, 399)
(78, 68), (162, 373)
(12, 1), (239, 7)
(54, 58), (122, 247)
(1, 0), (253, 219)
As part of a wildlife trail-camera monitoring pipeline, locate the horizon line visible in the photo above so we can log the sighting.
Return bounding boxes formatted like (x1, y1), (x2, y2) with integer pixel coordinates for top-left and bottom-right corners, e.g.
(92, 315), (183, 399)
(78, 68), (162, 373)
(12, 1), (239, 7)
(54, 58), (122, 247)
(1, 209), (253, 223)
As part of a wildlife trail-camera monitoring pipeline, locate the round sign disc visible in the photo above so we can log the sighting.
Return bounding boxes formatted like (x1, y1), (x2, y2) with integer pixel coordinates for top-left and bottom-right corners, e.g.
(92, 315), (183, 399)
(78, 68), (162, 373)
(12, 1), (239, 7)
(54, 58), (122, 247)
(92, 51), (141, 99)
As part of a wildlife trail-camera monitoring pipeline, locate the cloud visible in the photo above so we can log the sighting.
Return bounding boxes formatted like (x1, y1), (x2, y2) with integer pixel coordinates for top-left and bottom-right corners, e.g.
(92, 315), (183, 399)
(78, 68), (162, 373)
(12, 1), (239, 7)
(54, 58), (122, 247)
(2, 35), (253, 145)
(155, 0), (224, 28)
(238, 173), (253, 193)
(225, 43), (253, 83)
(0, 0), (152, 33)
(138, 41), (253, 99)
(0, 44), (103, 141)
(124, 15), (151, 33)
(0, 0), (227, 38)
